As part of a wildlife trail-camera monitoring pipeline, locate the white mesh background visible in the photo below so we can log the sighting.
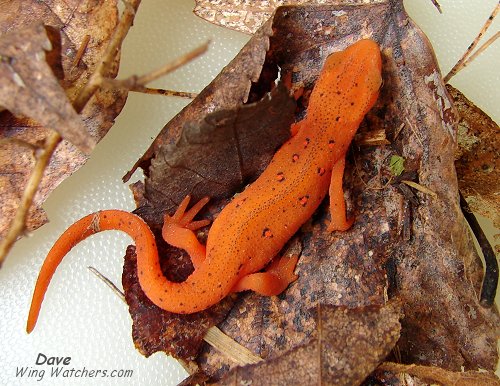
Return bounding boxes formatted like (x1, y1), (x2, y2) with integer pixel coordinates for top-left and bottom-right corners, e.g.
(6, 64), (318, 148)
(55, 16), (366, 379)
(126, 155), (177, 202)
(0, 0), (498, 385)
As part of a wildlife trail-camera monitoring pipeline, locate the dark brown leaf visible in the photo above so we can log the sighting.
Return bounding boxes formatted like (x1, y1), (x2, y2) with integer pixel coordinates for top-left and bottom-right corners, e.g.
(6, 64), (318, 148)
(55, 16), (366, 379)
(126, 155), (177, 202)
(122, 244), (235, 361)
(142, 82), (295, 223)
(213, 301), (402, 386)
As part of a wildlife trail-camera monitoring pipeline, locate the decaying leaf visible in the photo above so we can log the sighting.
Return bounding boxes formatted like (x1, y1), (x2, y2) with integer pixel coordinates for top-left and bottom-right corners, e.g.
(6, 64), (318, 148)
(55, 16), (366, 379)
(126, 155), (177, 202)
(124, 0), (498, 382)
(0, 0), (127, 240)
(448, 84), (499, 229)
(213, 301), (402, 386)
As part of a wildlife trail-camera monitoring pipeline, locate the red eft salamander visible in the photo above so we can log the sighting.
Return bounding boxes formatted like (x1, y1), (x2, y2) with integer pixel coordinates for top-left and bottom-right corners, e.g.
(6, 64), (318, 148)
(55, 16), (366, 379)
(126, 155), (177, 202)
(27, 39), (382, 333)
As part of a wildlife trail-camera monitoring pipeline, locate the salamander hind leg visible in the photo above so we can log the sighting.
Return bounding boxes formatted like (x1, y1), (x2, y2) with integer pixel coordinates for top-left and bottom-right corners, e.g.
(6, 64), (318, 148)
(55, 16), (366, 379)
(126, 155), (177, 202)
(162, 195), (211, 269)
(231, 255), (299, 296)
(327, 157), (355, 232)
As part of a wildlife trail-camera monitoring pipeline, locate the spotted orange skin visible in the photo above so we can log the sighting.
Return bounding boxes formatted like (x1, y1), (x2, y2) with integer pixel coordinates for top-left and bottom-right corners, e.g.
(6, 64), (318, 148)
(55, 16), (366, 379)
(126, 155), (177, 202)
(27, 40), (382, 331)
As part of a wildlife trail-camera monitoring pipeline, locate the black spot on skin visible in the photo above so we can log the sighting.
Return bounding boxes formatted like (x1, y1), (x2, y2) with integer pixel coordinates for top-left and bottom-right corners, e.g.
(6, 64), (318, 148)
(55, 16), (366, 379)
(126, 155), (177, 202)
(335, 116), (340, 121)
(159, 298), (163, 302)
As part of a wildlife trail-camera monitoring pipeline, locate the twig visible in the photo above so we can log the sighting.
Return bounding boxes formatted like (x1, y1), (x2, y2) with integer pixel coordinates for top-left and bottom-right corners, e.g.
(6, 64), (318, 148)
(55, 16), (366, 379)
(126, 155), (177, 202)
(461, 31), (500, 69)
(444, 2), (499, 83)
(88, 266), (126, 303)
(73, 0), (142, 113)
(0, 131), (61, 267)
(89, 265), (263, 365)
(459, 193), (498, 307)
(103, 41), (210, 91)
(430, 0), (442, 14)
(131, 87), (197, 99)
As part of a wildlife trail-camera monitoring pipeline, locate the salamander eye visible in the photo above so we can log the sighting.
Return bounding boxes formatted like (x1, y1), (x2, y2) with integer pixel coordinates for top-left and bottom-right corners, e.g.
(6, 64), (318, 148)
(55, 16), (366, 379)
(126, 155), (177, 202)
(276, 172), (285, 182)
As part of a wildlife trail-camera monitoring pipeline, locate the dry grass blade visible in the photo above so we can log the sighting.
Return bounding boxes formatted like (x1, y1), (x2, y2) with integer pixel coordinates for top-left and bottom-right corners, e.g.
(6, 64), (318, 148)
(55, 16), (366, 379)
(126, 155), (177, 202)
(401, 180), (437, 198)
(444, 2), (499, 83)
(203, 327), (263, 366)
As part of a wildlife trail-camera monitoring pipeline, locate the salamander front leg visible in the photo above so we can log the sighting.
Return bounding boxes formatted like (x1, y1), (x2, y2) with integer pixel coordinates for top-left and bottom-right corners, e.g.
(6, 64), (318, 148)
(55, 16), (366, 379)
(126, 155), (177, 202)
(162, 195), (210, 269)
(231, 255), (299, 296)
(327, 157), (354, 232)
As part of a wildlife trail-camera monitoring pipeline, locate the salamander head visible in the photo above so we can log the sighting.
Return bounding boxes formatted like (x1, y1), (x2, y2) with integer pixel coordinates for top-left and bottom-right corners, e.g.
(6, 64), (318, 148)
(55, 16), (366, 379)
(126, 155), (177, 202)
(309, 39), (383, 126)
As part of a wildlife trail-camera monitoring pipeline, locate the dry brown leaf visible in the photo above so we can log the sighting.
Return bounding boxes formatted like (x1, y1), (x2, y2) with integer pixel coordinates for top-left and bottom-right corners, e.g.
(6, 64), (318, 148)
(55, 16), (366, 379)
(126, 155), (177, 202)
(0, 0), (126, 240)
(213, 302), (402, 386)
(448, 84), (499, 229)
(193, 0), (387, 34)
(0, 24), (92, 152)
(126, 1), (499, 379)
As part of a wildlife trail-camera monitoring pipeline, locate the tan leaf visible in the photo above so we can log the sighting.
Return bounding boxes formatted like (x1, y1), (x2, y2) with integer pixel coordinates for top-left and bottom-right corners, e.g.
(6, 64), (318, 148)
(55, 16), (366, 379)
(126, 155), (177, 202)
(0, 23), (93, 152)
(193, 0), (387, 34)
(0, 0), (125, 240)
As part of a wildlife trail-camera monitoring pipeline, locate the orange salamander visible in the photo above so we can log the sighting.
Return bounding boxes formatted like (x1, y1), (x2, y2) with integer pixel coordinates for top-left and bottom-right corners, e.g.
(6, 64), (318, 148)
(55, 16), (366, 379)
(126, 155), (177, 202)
(27, 39), (382, 333)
